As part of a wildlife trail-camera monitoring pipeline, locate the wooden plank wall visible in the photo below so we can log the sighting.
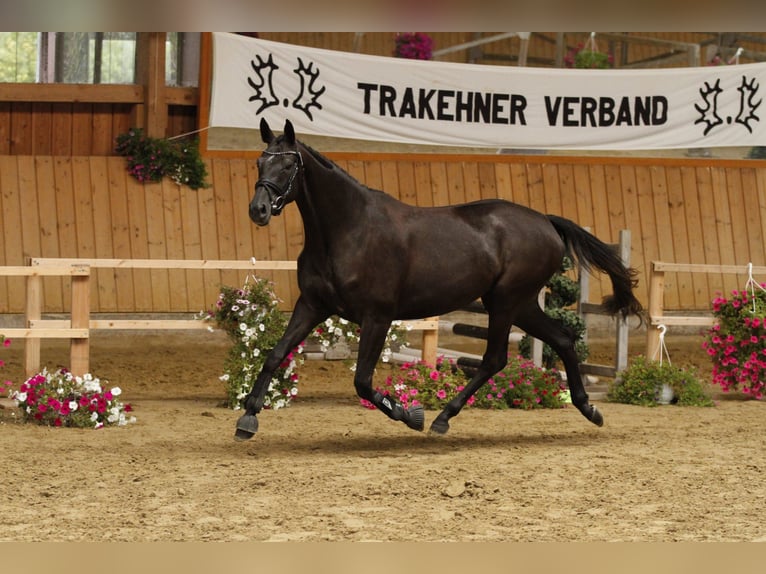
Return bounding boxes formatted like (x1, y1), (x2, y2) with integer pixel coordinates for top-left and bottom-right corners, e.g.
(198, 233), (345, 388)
(0, 102), (198, 156)
(2, 154), (766, 315)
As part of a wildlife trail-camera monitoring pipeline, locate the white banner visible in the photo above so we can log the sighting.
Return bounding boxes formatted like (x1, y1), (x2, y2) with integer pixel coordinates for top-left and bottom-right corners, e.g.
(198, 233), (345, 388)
(210, 32), (766, 150)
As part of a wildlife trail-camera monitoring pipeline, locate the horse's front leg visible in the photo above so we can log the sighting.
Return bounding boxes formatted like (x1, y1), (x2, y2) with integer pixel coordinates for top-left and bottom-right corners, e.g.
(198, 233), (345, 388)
(235, 297), (327, 441)
(354, 319), (424, 432)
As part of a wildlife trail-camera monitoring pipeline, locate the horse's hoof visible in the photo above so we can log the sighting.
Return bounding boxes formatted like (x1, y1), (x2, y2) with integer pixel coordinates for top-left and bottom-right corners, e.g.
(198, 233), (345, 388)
(428, 419), (450, 436)
(588, 405), (604, 427)
(405, 405), (425, 432)
(234, 414), (259, 441)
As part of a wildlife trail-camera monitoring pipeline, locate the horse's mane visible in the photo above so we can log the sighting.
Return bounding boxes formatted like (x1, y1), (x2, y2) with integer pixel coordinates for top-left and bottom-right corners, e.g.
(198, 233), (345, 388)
(297, 139), (383, 195)
(298, 141), (335, 170)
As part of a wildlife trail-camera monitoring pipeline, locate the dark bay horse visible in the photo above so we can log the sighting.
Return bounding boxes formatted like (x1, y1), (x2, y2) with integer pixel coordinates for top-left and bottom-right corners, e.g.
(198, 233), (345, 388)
(236, 118), (643, 441)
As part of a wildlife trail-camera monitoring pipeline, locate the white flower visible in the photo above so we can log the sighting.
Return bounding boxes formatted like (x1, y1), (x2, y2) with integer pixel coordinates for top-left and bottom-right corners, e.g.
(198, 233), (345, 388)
(15, 391), (27, 403)
(245, 328), (254, 337)
(290, 387), (298, 396)
(94, 422), (104, 430)
(258, 324), (265, 332)
(239, 323), (247, 331)
(83, 379), (102, 394)
(220, 374), (230, 381)
(68, 401), (78, 412)
(90, 412), (99, 422)
(111, 387), (122, 397)
(252, 348), (261, 357)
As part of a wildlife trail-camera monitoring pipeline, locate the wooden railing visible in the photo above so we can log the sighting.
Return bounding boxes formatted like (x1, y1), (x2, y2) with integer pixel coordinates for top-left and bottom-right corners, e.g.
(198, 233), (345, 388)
(1, 258), (439, 377)
(646, 261), (766, 359)
(0, 263), (91, 376)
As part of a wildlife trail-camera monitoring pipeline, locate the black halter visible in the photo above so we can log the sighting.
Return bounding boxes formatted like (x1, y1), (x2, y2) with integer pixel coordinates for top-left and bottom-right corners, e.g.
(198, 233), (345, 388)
(256, 149), (303, 215)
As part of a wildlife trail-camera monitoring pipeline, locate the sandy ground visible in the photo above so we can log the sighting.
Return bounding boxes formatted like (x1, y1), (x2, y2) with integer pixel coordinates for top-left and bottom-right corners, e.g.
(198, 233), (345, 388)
(1, 328), (765, 542)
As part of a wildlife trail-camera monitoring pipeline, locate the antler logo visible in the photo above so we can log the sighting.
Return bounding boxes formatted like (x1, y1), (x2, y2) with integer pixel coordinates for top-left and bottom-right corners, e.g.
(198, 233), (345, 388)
(248, 54), (280, 114)
(694, 79), (724, 136)
(247, 52), (326, 121)
(736, 76), (761, 133)
(694, 75), (761, 136)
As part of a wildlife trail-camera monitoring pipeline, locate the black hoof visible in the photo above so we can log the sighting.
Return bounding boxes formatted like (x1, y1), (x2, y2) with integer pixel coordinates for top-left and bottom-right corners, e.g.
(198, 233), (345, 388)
(428, 419), (450, 436)
(588, 405), (604, 427)
(234, 414), (259, 441)
(405, 405), (425, 431)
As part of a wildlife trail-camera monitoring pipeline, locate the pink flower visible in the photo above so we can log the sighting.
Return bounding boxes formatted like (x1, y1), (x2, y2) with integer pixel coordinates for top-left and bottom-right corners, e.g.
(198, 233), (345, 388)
(2, 338), (10, 348)
(429, 370), (439, 381)
(436, 389), (447, 399)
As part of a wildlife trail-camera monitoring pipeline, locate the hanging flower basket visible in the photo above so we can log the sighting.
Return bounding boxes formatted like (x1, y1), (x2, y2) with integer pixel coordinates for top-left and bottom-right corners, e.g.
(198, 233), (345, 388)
(394, 33), (433, 60)
(702, 276), (766, 399)
(564, 33), (613, 69)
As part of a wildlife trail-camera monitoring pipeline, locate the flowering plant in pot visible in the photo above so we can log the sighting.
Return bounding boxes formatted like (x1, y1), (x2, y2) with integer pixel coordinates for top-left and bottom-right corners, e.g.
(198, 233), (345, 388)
(564, 33), (613, 69)
(198, 278), (302, 410)
(5, 366), (136, 428)
(115, 128), (208, 190)
(608, 355), (714, 407)
(702, 282), (766, 399)
(360, 354), (569, 411)
(199, 278), (409, 410)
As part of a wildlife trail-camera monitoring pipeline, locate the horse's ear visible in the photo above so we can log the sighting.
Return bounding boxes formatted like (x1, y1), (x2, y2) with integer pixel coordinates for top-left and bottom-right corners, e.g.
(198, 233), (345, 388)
(284, 119), (295, 145)
(260, 118), (274, 144)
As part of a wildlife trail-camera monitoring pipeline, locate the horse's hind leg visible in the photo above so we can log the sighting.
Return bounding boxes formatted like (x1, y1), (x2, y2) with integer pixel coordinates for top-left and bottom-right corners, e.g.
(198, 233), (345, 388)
(355, 319), (424, 432)
(514, 301), (604, 427)
(429, 308), (514, 435)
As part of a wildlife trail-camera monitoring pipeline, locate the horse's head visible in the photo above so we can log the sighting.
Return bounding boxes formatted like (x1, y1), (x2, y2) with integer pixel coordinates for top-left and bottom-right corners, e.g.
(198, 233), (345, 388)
(249, 118), (304, 226)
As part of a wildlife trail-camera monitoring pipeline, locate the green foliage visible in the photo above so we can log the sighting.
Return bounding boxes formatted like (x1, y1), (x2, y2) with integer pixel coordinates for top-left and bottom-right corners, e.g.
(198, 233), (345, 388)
(608, 355), (714, 407)
(519, 257), (589, 369)
(0, 32), (38, 82)
(574, 50), (612, 69)
(115, 128), (209, 190)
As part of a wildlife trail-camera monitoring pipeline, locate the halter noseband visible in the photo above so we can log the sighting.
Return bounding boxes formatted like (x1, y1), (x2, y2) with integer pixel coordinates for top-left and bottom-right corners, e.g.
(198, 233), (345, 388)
(256, 149), (304, 215)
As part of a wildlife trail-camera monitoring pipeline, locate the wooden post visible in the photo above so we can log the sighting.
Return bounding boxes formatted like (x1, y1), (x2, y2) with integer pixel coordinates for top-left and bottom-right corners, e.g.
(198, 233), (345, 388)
(646, 261), (665, 361)
(420, 316), (439, 366)
(24, 273), (42, 378)
(69, 267), (91, 375)
(614, 229), (631, 372)
(134, 32), (168, 138)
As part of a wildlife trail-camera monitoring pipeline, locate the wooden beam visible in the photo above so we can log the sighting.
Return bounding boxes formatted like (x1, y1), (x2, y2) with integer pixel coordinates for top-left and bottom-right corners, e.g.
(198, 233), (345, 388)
(0, 83), (143, 103)
(165, 86), (198, 106)
(31, 257), (298, 270)
(653, 261), (766, 275)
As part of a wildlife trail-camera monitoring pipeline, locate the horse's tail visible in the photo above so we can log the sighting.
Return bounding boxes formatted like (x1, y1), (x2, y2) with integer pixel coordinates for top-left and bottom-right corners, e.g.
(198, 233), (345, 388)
(547, 214), (643, 321)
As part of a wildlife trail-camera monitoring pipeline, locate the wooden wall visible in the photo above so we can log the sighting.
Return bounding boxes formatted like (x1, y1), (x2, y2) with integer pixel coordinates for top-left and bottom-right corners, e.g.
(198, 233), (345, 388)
(2, 153), (766, 316)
